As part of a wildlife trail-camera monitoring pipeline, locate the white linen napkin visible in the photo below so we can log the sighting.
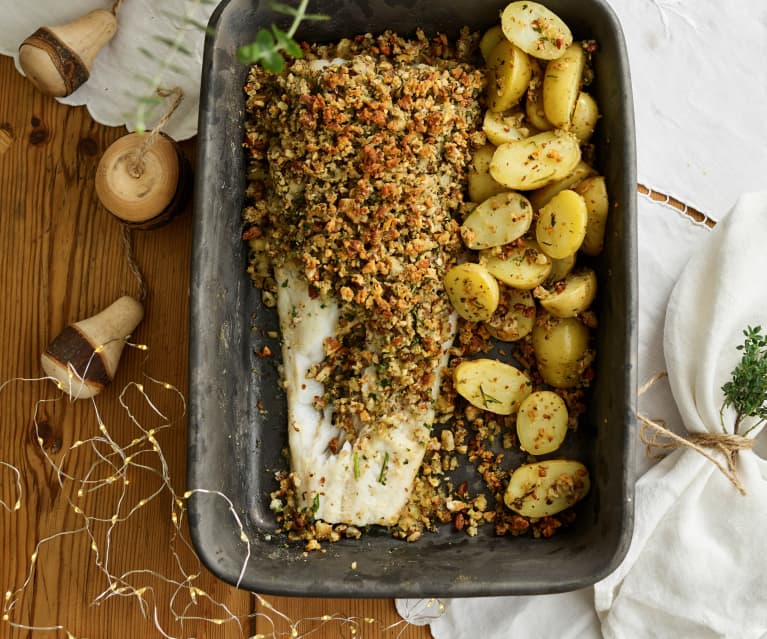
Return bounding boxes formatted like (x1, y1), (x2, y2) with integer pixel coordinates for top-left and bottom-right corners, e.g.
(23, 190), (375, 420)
(594, 192), (767, 638)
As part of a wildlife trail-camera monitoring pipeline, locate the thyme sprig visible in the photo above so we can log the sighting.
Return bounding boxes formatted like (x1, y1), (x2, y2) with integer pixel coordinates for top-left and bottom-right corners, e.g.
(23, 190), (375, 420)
(720, 325), (767, 435)
(237, 0), (329, 73)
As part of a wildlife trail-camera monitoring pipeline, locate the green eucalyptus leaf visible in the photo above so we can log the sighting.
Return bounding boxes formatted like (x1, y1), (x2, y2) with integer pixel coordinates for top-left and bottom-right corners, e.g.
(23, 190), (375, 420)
(271, 25), (303, 58)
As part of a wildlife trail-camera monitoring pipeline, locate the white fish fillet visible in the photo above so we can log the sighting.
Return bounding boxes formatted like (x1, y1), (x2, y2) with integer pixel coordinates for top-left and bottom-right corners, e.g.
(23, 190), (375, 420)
(277, 262), (457, 526)
(242, 48), (484, 528)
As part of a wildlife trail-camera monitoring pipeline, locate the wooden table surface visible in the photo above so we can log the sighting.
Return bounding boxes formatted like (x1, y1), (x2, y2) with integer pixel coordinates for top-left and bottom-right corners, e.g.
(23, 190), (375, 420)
(0, 55), (430, 639)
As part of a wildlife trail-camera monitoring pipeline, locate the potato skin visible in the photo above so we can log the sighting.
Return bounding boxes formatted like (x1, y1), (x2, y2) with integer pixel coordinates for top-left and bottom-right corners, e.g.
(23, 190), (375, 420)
(532, 315), (591, 388)
(542, 43), (586, 128)
(460, 191), (533, 250)
(490, 130), (581, 191)
(538, 268), (597, 318)
(480, 239), (552, 290)
(484, 285), (536, 342)
(501, 1), (573, 60)
(505, 459), (590, 517)
(486, 40), (533, 113)
(575, 175), (609, 256)
(444, 263), (500, 323)
(468, 144), (507, 203)
(535, 189), (588, 259)
(516, 390), (569, 454)
(454, 358), (532, 415)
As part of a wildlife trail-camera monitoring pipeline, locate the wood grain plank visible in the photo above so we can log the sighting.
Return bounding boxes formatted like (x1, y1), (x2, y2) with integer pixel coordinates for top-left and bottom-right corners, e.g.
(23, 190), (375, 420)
(254, 595), (431, 639)
(0, 55), (252, 639)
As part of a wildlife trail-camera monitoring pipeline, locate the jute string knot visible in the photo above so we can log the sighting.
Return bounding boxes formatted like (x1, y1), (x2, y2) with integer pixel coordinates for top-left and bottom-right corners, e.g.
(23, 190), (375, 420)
(127, 87), (184, 179)
(638, 371), (754, 495)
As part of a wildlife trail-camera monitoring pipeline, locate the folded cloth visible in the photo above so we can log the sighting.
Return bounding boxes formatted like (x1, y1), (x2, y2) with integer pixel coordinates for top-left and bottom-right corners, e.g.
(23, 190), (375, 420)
(594, 193), (767, 638)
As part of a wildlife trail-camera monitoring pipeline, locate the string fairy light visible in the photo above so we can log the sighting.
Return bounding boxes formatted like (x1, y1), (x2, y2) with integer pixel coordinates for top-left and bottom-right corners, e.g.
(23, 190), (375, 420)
(0, 338), (429, 638)
(0, 461), (22, 512)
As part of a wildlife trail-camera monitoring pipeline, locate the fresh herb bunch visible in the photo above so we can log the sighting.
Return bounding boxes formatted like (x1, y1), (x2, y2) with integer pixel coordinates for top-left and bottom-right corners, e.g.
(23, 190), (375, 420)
(720, 325), (767, 435)
(237, 0), (329, 72)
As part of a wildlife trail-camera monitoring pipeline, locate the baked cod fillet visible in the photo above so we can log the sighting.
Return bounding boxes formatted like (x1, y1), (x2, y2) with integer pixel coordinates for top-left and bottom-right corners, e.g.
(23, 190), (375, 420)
(242, 33), (484, 528)
(277, 261), (457, 525)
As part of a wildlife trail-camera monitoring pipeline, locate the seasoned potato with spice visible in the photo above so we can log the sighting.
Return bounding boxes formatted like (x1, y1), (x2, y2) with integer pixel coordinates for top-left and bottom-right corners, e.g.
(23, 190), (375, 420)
(479, 24), (505, 61)
(525, 60), (553, 131)
(528, 160), (596, 210)
(516, 390), (569, 454)
(542, 43), (586, 128)
(454, 358), (532, 415)
(537, 268), (597, 318)
(505, 459), (590, 517)
(484, 285), (536, 341)
(490, 130), (581, 191)
(468, 144), (507, 203)
(444, 262), (500, 322)
(535, 189), (588, 259)
(460, 191), (533, 250)
(575, 175), (609, 256)
(482, 109), (531, 146)
(501, 1), (573, 60)
(571, 92), (599, 142)
(480, 239), (552, 289)
(546, 252), (576, 283)
(532, 315), (591, 388)
(486, 40), (533, 113)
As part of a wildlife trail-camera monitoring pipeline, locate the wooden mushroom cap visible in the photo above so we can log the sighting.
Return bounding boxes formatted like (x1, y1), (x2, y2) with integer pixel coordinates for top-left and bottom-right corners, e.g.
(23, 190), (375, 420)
(40, 296), (144, 399)
(18, 10), (117, 98)
(95, 132), (190, 229)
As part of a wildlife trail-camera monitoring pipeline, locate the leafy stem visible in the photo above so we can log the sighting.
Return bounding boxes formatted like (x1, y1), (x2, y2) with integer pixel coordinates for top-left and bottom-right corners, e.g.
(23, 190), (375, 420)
(236, 0), (329, 73)
(720, 325), (767, 436)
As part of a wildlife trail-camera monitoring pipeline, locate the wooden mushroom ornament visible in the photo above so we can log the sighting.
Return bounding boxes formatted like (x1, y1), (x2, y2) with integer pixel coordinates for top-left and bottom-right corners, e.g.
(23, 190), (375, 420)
(41, 296), (144, 399)
(18, 9), (117, 98)
(95, 131), (192, 230)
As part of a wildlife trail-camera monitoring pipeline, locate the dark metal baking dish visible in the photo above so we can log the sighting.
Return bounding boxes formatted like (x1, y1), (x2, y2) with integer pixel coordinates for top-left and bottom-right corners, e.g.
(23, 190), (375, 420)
(189, 0), (636, 597)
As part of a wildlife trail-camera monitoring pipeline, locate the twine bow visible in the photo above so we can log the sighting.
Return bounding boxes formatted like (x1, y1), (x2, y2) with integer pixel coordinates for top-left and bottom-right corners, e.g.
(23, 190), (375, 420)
(638, 372), (755, 495)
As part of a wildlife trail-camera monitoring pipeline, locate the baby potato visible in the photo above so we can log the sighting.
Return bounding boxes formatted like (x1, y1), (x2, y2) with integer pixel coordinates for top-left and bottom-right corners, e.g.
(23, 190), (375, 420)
(483, 109), (531, 146)
(516, 390), (569, 454)
(504, 459), (590, 517)
(528, 161), (596, 210)
(490, 130), (581, 191)
(479, 24), (505, 61)
(454, 358), (532, 415)
(444, 262), (500, 322)
(480, 239), (552, 289)
(535, 189), (588, 259)
(468, 144), (507, 203)
(575, 175), (609, 256)
(501, 1), (573, 60)
(532, 315), (591, 388)
(546, 253), (576, 283)
(460, 191), (533, 250)
(486, 40), (533, 112)
(542, 43), (586, 128)
(538, 268), (597, 318)
(525, 60), (553, 131)
(484, 285), (536, 342)
(571, 92), (599, 142)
